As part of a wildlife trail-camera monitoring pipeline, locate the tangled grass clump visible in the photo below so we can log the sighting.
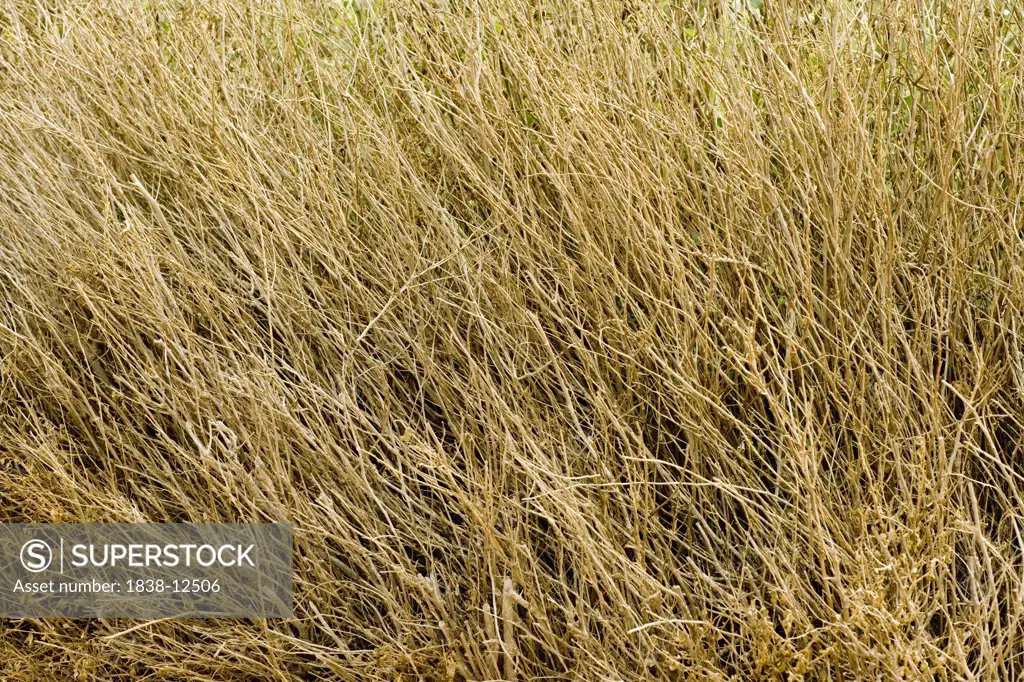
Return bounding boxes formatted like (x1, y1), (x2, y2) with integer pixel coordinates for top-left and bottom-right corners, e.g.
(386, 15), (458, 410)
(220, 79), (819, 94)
(2, 0), (1024, 679)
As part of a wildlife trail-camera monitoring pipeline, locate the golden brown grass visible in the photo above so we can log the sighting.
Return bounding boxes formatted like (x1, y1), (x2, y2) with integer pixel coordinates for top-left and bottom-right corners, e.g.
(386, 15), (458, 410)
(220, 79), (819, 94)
(2, 0), (1024, 679)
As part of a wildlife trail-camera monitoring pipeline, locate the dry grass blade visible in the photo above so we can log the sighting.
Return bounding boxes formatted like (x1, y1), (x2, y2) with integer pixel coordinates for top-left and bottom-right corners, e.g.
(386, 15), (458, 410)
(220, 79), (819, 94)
(2, 0), (1024, 679)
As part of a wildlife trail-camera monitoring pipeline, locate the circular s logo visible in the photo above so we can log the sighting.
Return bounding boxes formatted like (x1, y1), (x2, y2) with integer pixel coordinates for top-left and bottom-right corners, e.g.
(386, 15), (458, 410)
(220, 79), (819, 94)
(20, 539), (52, 573)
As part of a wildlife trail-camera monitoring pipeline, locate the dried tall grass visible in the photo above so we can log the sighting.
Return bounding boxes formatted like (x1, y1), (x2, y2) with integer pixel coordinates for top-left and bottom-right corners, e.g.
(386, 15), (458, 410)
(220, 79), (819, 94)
(2, 0), (1024, 679)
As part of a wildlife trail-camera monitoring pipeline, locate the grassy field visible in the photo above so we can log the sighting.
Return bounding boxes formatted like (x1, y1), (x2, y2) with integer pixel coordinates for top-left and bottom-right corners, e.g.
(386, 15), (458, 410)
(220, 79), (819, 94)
(2, 0), (1024, 679)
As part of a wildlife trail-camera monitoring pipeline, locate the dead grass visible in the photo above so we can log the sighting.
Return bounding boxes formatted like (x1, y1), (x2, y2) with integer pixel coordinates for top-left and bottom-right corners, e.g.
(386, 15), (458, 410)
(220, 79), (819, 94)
(2, 0), (1024, 679)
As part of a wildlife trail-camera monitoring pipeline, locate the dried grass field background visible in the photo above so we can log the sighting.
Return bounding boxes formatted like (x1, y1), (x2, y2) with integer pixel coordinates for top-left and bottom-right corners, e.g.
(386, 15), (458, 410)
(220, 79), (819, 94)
(1, 0), (1024, 679)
